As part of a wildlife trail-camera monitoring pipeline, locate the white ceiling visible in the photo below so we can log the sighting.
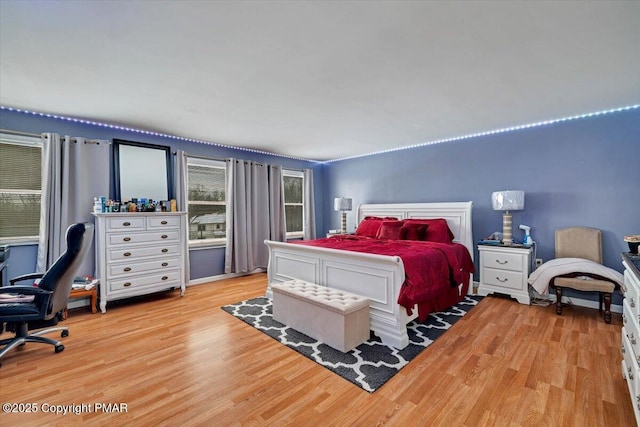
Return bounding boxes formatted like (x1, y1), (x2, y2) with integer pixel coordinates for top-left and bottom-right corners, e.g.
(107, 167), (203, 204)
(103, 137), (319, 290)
(1, 1), (639, 162)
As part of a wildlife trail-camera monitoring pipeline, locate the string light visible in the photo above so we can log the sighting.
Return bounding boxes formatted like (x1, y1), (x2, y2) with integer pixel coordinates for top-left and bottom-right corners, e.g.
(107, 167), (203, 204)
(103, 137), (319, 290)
(0, 105), (319, 163)
(325, 104), (640, 163)
(2, 104), (638, 164)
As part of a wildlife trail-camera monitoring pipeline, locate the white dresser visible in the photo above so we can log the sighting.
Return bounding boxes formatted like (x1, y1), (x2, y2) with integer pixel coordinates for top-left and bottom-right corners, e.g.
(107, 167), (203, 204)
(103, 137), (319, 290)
(93, 212), (188, 313)
(477, 244), (533, 305)
(621, 252), (640, 425)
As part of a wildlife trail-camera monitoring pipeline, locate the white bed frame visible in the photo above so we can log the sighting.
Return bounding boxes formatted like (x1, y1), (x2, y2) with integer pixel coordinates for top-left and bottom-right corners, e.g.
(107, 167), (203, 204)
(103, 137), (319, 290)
(265, 201), (474, 349)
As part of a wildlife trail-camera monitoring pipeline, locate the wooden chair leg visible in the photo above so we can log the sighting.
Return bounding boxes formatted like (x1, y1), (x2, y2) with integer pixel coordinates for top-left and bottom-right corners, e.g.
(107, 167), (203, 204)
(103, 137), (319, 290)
(598, 292), (603, 312)
(555, 287), (563, 315)
(603, 292), (612, 324)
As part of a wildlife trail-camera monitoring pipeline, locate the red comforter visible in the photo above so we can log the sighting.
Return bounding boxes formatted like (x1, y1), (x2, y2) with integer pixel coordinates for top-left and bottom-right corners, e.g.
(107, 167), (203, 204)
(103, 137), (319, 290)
(292, 235), (475, 321)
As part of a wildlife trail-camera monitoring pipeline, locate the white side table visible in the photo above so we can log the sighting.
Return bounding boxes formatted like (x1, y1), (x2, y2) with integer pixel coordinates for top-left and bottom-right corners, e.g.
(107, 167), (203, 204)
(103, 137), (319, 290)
(477, 244), (533, 304)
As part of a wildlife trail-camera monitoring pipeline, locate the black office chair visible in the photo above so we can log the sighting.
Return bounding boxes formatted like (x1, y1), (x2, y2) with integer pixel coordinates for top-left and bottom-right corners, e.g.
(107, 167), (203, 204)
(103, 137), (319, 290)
(0, 222), (94, 364)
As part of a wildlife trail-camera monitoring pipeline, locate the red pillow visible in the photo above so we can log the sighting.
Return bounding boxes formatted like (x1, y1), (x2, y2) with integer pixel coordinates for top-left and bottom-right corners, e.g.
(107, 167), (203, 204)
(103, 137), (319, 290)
(400, 222), (428, 240)
(355, 216), (399, 238)
(355, 216), (385, 238)
(402, 218), (454, 243)
(376, 220), (403, 240)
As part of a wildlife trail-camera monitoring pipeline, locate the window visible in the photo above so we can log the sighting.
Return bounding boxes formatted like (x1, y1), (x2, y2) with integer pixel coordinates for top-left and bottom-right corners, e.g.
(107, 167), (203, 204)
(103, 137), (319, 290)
(0, 133), (42, 243)
(283, 170), (304, 238)
(186, 157), (226, 246)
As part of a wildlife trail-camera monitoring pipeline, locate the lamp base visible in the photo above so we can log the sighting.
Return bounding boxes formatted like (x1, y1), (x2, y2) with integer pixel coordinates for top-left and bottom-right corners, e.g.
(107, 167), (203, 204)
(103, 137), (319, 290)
(340, 212), (347, 234)
(502, 211), (513, 245)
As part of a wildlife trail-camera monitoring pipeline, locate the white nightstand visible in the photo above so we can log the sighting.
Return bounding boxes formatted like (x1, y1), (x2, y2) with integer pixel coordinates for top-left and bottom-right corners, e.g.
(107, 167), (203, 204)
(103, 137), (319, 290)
(477, 244), (533, 304)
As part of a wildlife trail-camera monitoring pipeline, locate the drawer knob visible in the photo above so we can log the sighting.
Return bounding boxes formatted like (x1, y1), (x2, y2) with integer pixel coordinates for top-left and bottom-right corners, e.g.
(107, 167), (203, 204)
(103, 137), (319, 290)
(496, 277), (508, 283)
(123, 237), (131, 242)
(161, 234), (168, 239)
(124, 267), (131, 272)
(495, 259), (508, 265)
(162, 262), (168, 267)
(123, 282), (132, 287)
(629, 367), (634, 380)
(632, 298), (636, 308)
(622, 344), (626, 354)
(631, 333), (636, 346)
(123, 221), (131, 227)
(161, 248), (168, 253)
(161, 220), (168, 225)
(124, 252), (131, 257)
(162, 276), (168, 281)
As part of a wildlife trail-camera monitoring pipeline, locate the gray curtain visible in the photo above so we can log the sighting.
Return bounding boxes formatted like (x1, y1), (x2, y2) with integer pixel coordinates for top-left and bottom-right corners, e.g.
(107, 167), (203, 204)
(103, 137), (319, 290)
(268, 165), (286, 241)
(303, 168), (316, 240)
(173, 149), (190, 284)
(224, 159), (288, 274)
(37, 134), (110, 276)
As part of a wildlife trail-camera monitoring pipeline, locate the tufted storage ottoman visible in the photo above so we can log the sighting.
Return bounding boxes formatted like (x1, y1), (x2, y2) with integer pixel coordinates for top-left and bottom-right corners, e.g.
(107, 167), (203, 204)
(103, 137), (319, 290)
(271, 280), (370, 352)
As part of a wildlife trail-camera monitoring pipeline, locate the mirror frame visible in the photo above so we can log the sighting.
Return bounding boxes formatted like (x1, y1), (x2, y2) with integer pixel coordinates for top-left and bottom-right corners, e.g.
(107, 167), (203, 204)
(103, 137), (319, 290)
(113, 139), (174, 202)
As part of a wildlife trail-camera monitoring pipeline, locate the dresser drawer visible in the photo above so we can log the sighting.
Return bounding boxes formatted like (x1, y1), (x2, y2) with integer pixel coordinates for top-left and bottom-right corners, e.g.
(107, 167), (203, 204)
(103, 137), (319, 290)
(109, 269), (181, 293)
(108, 244), (180, 262)
(622, 329), (640, 408)
(625, 269), (640, 318)
(482, 251), (524, 272)
(106, 216), (146, 232)
(107, 230), (180, 246)
(147, 215), (181, 229)
(107, 257), (180, 278)
(481, 267), (525, 291)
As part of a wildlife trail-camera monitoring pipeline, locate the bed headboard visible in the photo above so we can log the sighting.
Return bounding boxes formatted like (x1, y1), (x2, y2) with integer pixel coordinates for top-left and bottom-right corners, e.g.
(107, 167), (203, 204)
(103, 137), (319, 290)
(357, 201), (474, 261)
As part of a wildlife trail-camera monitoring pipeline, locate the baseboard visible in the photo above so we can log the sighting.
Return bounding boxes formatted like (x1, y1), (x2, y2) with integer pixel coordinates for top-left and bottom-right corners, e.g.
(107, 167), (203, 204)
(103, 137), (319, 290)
(69, 276), (622, 315)
(187, 268), (266, 287)
(554, 294), (622, 314)
(471, 281), (622, 314)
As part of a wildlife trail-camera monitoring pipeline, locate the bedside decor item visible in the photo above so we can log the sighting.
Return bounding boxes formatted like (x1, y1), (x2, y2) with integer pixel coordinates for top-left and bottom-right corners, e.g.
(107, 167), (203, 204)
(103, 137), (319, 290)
(491, 190), (525, 244)
(334, 197), (352, 234)
(624, 235), (640, 254)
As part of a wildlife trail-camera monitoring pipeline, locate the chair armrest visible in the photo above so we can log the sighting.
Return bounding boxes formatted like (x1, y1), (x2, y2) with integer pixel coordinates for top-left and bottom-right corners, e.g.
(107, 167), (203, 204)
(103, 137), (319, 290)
(0, 286), (52, 296)
(0, 286), (54, 319)
(9, 273), (44, 286)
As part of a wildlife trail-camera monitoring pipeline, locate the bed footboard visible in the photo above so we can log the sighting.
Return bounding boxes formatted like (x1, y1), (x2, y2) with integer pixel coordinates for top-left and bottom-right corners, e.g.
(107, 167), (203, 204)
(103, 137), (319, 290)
(265, 239), (416, 349)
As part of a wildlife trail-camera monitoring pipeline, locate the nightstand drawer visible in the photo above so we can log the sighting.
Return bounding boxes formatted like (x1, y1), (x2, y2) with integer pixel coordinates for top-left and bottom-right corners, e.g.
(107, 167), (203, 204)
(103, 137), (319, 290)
(482, 251), (524, 272)
(482, 267), (525, 291)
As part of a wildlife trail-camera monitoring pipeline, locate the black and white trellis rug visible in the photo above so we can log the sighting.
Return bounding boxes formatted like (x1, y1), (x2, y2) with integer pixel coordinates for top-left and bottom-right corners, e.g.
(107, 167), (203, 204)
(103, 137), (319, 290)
(222, 295), (482, 393)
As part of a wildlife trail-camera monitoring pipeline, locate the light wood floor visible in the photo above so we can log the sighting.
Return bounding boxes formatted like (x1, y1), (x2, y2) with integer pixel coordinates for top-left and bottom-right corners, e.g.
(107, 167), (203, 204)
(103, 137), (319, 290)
(0, 273), (635, 426)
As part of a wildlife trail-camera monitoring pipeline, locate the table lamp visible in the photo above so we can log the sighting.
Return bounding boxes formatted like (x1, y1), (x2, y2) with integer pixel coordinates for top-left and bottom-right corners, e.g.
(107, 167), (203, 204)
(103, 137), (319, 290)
(492, 190), (525, 244)
(334, 197), (352, 234)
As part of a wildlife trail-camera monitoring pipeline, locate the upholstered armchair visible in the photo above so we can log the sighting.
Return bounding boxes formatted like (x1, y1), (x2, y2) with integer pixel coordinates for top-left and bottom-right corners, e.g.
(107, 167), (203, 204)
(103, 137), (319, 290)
(552, 227), (616, 323)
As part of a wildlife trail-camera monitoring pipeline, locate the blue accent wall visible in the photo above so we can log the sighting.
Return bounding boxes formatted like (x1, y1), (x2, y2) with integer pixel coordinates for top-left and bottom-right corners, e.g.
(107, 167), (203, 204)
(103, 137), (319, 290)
(322, 108), (640, 303)
(0, 109), (325, 280)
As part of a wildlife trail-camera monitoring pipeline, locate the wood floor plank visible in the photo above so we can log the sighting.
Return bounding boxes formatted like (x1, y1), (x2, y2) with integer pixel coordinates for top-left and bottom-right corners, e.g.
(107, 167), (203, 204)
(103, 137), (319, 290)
(0, 274), (635, 426)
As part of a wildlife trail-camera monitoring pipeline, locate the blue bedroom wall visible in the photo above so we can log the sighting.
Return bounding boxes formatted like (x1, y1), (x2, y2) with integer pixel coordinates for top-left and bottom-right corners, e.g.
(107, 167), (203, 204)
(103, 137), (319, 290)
(0, 108), (325, 281)
(322, 108), (640, 304)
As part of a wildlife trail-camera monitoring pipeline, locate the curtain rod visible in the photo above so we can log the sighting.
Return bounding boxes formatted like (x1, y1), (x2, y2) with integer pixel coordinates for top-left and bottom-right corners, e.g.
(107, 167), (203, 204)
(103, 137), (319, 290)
(177, 151), (305, 172)
(0, 128), (40, 138)
(1, 128), (107, 144)
(176, 151), (226, 163)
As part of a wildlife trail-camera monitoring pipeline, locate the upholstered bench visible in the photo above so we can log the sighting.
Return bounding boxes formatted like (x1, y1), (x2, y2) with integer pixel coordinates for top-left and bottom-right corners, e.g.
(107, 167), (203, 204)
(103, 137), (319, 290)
(271, 280), (370, 352)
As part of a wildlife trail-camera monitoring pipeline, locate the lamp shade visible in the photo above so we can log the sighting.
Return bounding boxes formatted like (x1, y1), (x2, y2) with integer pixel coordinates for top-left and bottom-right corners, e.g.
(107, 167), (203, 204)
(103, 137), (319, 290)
(334, 197), (352, 212)
(491, 191), (524, 211)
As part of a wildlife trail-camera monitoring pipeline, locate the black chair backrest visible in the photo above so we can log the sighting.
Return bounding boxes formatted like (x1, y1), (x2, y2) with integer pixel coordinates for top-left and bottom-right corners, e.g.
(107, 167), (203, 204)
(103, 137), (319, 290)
(39, 222), (94, 319)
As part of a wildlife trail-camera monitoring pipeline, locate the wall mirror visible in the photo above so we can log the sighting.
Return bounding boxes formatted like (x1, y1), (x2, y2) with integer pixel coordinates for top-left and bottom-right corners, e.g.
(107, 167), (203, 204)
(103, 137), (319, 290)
(113, 139), (173, 203)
